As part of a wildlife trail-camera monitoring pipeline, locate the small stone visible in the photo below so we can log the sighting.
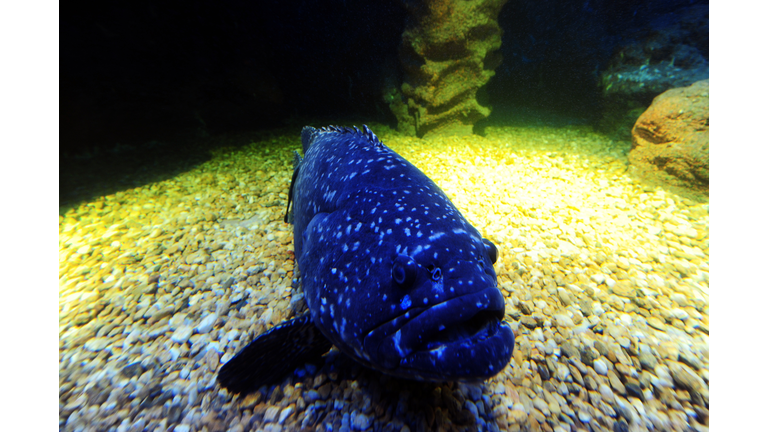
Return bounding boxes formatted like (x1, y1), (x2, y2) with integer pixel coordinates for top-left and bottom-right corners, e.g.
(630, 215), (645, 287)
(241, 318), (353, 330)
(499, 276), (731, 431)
(578, 298), (594, 316)
(84, 337), (109, 352)
(318, 383), (332, 399)
(670, 308), (689, 320)
(171, 325), (193, 344)
(196, 314), (217, 334)
(351, 412), (372, 430)
(639, 351), (658, 370)
(507, 409), (527, 425)
(647, 317), (667, 331)
(204, 349), (219, 372)
(608, 370), (626, 395)
(611, 281), (635, 298)
(173, 425), (190, 432)
(554, 314), (574, 328)
(279, 405), (294, 424)
(669, 361), (708, 404)
(121, 362), (144, 378)
(561, 342), (579, 358)
(521, 316), (539, 329)
(599, 384), (614, 403)
(594, 358), (608, 375)
(590, 273), (606, 285)
(669, 292), (689, 307)
(625, 381), (643, 400)
(304, 390), (321, 402)
(532, 397), (550, 416)
(578, 410), (591, 423)
(678, 351), (702, 371)
(518, 302), (534, 315)
(557, 288), (574, 306)
(462, 382), (483, 401)
(556, 364), (570, 381)
(264, 406), (280, 422)
(580, 346), (599, 365)
(584, 375), (598, 391)
(613, 420), (629, 432)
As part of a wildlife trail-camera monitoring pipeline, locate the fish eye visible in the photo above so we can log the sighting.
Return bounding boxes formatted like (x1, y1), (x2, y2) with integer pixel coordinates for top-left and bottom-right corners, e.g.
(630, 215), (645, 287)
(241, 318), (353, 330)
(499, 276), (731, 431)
(392, 255), (418, 287)
(426, 264), (441, 281)
(482, 238), (498, 264)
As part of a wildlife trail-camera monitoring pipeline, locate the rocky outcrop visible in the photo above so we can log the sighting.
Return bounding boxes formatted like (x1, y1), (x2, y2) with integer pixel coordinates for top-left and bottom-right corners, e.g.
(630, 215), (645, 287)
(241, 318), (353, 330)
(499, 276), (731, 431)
(598, 5), (709, 139)
(629, 79), (709, 192)
(391, 0), (508, 138)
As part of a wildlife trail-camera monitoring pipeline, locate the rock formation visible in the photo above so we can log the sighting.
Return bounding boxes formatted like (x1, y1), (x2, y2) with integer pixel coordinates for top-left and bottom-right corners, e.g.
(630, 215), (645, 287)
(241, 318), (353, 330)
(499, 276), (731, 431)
(390, 0), (508, 138)
(598, 5), (709, 140)
(629, 79), (709, 193)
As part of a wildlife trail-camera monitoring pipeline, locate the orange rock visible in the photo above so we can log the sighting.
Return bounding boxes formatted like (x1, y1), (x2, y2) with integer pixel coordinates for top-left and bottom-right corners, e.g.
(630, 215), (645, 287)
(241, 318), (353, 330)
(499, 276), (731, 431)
(629, 79), (709, 192)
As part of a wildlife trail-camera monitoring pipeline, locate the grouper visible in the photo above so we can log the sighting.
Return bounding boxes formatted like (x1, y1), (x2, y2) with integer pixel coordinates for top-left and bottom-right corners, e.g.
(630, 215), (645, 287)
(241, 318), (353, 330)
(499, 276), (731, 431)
(217, 125), (514, 394)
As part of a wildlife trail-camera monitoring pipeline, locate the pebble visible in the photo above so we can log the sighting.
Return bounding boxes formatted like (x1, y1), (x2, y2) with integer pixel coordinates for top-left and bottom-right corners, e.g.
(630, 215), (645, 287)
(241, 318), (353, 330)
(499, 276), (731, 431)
(264, 406), (280, 423)
(638, 351), (658, 370)
(561, 341), (579, 358)
(351, 412), (372, 430)
(647, 316), (667, 331)
(608, 370), (626, 395)
(507, 409), (527, 425)
(670, 308), (689, 320)
(278, 406), (294, 424)
(195, 314), (217, 334)
(84, 337), (109, 352)
(532, 397), (550, 416)
(557, 288), (574, 306)
(578, 410), (591, 423)
(171, 326), (194, 344)
(594, 358), (608, 375)
(554, 314), (574, 328)
(58, 128), (709, 432)
(611, 281), (635, 298)
(521, 316), (538, 329)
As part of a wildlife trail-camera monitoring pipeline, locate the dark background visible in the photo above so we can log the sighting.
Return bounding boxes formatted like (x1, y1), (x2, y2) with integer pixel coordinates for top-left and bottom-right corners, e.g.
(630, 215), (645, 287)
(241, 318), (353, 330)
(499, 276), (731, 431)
(60, 0), (707, 158)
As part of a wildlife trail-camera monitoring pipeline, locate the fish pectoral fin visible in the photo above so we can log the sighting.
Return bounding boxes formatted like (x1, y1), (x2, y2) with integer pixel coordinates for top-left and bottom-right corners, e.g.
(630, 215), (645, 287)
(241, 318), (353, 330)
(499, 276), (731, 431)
(217, 313), (332, 395)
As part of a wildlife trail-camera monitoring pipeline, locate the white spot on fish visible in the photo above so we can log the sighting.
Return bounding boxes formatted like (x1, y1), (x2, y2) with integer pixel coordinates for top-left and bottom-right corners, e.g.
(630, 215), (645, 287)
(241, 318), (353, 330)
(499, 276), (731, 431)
(429, 232), (445, 241)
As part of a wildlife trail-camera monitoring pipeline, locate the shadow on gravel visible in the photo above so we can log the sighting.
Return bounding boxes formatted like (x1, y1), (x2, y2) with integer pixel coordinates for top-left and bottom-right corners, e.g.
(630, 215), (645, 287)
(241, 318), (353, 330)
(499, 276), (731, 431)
(59, 131), (277, 215)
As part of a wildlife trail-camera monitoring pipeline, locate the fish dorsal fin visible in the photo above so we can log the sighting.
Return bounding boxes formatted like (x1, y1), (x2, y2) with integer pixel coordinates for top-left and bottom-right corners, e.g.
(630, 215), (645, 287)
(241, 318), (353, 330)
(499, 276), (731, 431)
(313, 124), (384, 149)
(284, 150), (304, 224)
(217, 313), (332, 395)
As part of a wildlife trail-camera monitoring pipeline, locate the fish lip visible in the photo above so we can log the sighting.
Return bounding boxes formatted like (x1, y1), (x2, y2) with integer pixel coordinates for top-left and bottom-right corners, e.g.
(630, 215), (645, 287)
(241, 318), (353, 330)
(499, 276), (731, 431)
(400, 287), (506, 354)
(368, 286), (506, 367)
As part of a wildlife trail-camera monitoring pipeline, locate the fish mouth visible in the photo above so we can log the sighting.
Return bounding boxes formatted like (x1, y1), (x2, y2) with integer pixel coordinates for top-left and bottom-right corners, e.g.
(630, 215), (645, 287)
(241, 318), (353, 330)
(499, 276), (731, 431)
(419, 308), (503, 351)
(364, 287), (509, 371)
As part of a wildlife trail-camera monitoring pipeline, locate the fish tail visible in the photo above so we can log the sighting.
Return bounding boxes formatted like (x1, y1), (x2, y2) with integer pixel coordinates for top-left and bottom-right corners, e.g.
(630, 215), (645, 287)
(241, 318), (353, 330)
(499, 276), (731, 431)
(217, 313), (332, 395)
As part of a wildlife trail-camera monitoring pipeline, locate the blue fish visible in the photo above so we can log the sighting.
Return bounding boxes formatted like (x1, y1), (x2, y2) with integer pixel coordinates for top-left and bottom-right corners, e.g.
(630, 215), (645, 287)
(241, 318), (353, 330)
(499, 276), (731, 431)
(218, 125), (514, 394)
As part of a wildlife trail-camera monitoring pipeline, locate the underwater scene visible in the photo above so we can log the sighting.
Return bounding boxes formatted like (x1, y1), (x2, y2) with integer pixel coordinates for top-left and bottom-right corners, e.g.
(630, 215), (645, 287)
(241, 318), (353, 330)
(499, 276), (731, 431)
(60, 1), (709, 432)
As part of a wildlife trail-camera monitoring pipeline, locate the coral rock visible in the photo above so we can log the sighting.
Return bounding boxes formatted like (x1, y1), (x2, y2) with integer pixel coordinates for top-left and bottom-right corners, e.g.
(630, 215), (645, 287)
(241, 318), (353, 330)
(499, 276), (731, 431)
(392, 0), (508, 137)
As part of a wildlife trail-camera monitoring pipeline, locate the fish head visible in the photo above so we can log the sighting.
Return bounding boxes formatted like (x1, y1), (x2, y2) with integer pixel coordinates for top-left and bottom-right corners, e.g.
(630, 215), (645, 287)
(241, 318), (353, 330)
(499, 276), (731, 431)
(358, 228), (515, 381)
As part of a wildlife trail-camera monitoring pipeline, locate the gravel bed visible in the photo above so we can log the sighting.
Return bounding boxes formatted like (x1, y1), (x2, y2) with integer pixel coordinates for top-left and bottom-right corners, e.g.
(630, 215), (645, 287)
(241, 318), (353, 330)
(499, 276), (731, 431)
(59, 124), (709, 432)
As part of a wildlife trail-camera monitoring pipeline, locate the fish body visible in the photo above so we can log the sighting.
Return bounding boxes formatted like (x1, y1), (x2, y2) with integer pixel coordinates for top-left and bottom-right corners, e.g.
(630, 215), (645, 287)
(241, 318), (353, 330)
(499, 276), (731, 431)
(218, 125), (514, 393)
